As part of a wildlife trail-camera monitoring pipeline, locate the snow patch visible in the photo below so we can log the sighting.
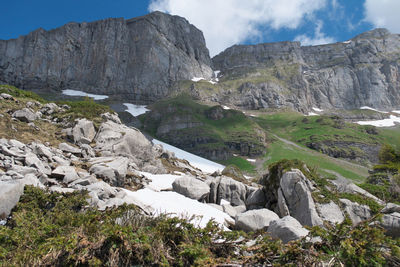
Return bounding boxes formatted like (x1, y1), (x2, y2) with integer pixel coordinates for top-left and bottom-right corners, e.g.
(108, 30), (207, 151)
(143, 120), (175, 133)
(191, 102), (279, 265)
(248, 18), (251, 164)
(312, 107), (323, 112)
(220, 199), (230, 205)
(392, 110), (400, 114)
(356, 115), (400, 127)
(123, 188), (234, 229)
(306, 112), (319, 116)
(0, 220), (6, 226)
(222, 105), (231, 110)
(152, 139), (225, 173)
(123, 103), (149, 117)
(246, 159), (256, 163)
(141, 172), (182, 192)
(360, 106), (388, 114)
(214, 70), (221, 82)
(191, 77), (205, 82)
(244, 175), (253, 180)
(342, 40), (352, 44)
(62, 89), (108, 100)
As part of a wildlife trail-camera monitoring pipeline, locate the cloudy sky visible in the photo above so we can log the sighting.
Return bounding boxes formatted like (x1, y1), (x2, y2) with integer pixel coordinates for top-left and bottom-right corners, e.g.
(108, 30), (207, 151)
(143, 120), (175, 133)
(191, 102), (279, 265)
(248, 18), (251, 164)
(2, 0), (400, 56)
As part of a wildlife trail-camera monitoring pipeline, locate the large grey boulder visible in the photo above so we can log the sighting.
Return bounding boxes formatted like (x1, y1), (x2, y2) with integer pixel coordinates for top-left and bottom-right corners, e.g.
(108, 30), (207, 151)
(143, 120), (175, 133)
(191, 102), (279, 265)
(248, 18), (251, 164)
(71, 119), (96, 144)
(51, 166), (79, 183)
(24, 152), (51, 175)
(245, 188), (266, 210)
(381, 212), (400, 238)
(0, 182), (24, 219)
(339, 198), (372, 225)
(59, 143), (81, 154)
(12, 108), (37, 122)
(216, 177), (248, 206)
(94, 121), (165, 173)
(382, 203), (400, 214)
(89, 156), (130, 186)
(279, 170), (323, 226)
(235, 209), (279, 232)
(172, 176), (210, 201)
(268, 216), (309, 243)
(0, 12), (212, 102)
(317, 201), (345, 224)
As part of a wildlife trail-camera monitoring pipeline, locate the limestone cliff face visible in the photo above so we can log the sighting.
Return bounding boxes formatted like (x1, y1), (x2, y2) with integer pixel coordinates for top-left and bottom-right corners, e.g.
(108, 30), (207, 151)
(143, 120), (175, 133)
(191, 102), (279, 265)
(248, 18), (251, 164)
(0, 11), (212, 102)
(211, 29), (400, 111)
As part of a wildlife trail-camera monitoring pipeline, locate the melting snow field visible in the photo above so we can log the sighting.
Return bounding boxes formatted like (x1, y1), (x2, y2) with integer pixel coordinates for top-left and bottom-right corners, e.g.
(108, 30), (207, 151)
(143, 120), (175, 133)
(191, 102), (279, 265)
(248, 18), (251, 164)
(62, 89), (109, 100)
(356, 115), (400, 127)
(191, 77), (204, 82)
(312, 107), (323, 112)
(123, 188), (234, 229)
(123, 103), (149, 117)
(222, 105), (231, 110)
(152, 139), (224, 173)
(307, 112), (319, 116)
(141, 172), (181, 191)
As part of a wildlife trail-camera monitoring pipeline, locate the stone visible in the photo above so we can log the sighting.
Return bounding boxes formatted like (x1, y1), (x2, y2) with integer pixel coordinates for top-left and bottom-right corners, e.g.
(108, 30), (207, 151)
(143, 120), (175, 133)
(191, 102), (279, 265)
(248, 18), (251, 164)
(317, 201), (345, 224)
(0, 182), (24, 219)
(71, 119), (96, 144)
(235, 209), (279, 232)
(89, 157), (130, 186)
(31, 143), (53, 159)
(12, 108), (37, 122)
(245, 188), (266, 210)
(382, 203), (400, 214)
(24, 152), (51, 175)
(216, 177), (247, 206)
(0, 93), (13, 100)
(279, 170), (323, 226)
(40, 103), (59, 115)
(381, 212), (400, 238)
(268, 216), (310, 243)
(59, 143), (81, 154)
(101, 113), (121, 124)
(172, 176), (210, 201)
(51, 156), (70, 166)
(51, 166), (78, 181)
(222, 203), (246, 218)
(339, 198), (372, 225)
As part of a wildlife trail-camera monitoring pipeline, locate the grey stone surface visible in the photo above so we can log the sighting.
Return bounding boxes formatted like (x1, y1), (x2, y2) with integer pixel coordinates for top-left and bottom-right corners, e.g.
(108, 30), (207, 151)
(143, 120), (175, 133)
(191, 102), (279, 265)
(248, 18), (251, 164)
(216, 177), (247, 206)
(12, 108), (37, 122)
(172, 176), (210, 201)
(235, 208), (279, 232)
(59, 143), (81, 154)
(268, 216), (309, 243)
(71, 119), (96, 144)
(339, 198), (372, 225)
(89, 156), (130, 186)
(0, 12), (212, 102)
(211, 28), (400, 112)
(381, 212), (400, 238)
(279, 170), (323, 226)
(0, 182), (24, 219)
(245, 188), (266, 210)
(382, 203), (400, 214)
(317, 201), (345, 224)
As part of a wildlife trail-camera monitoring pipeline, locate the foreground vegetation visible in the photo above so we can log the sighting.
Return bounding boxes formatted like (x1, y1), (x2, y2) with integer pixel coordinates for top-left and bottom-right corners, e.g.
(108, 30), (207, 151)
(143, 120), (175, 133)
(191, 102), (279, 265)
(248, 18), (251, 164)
(0, 185), (399, 266)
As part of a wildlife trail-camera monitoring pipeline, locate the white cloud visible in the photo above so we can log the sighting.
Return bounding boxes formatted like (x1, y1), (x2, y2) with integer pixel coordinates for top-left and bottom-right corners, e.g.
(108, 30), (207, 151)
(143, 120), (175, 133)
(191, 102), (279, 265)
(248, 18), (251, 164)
(294, 20), (335, 46)
(148, 0), (327, 56)
(364, 0), (400, 33)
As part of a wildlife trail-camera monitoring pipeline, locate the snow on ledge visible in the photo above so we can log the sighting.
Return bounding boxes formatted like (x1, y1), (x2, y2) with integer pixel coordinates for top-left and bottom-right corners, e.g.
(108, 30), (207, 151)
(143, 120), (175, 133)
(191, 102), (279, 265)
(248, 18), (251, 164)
(246, 159), (256, 163)
(356, 115), (400, 127)
(306, 112), (319, 116)
(312, 107), (323, 112)
(123, 103), (149, 117)
(191, 77), (205, 82)
(152, 139), (224, 174)
(222, 105), (231, 110)
(62, 89), (109, 100)
(360, 106), (388, 114)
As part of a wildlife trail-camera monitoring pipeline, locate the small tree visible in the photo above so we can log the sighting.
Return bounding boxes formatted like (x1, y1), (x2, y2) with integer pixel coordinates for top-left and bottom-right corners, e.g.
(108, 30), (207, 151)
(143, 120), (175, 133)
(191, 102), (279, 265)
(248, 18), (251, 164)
(378, 144), (397, 164)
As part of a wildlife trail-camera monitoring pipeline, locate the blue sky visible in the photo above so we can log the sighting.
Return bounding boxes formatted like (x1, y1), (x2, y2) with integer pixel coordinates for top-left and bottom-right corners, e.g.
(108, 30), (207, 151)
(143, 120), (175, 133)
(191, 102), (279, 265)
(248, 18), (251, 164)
(1, 0), (399, 56)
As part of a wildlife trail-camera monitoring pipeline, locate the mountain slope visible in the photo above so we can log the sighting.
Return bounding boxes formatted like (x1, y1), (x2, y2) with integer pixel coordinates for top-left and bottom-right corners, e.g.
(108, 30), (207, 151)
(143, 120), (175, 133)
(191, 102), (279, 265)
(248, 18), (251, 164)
(182, 28), (400, 112)
(0, 12), (212, 102)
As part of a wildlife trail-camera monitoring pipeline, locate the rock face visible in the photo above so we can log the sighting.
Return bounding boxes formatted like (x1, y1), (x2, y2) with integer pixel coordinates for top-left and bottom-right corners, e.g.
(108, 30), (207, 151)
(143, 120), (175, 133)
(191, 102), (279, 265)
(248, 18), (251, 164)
(172, 176), (210, 201)
(209, 28), (400, 112)
(0, 12), (212, 102)
(268, 216), (309, 243)
(235, 209), (279, 232)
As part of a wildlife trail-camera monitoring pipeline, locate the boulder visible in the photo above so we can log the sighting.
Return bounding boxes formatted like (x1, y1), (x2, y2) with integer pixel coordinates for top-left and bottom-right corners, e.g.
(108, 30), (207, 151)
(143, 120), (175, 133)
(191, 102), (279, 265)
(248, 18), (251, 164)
(279, 170), (323, 226)
(382, 203), (400, 214)
(172, 176), (210, 201)
(235, 209), (279, 232)
(51, 166), (79, 183)
(217, 176), (247, 206)
(317, 201), (345, 224)
(0, 182), (24, 219)
(268, 216), (309, 243)
(40, 103), (59, 115)
(0, 93), (13, 100)
(381, 212), (400, 238)
(89, 157), (130, 186)
(59, 143), (81, 155)
(339, 198), (372, 225)
(71, 119), (96, 144)
(245, 188), (266, 210)
(24, 152), (51, 175)
(12, 108), (37, 122)
(101, 112), (121, 124)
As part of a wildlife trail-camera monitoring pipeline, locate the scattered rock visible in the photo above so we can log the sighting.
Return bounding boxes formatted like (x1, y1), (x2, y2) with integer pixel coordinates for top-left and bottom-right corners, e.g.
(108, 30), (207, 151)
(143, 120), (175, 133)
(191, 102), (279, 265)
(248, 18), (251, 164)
(268, 216), (309, 243)
(317, 201), (345, 224)
(0, 182), (24, 219)
(172, 176), (210, 201)
(59, 143), (81, 155)
(89, 157), (130, 186)
(382, 203), (400, 214)
(339, 198), (372, 225)
(71, 119), (96, 144)
(245, 188), (266, 210)
(12, 108), (37, 122)
(235, 209), (279, 232)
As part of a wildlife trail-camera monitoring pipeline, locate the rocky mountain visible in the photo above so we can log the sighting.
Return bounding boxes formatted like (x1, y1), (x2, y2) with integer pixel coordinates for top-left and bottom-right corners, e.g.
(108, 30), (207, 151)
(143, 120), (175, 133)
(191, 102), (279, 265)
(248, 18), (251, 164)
(197, 28), (400, 112)
(0, 11), (212, 102)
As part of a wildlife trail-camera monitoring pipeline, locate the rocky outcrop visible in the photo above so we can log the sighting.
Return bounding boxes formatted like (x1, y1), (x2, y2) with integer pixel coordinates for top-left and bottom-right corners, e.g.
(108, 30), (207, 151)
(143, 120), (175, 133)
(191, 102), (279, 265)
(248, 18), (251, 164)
(0, 12), (212, 102)
(209, 28), (400, 112)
